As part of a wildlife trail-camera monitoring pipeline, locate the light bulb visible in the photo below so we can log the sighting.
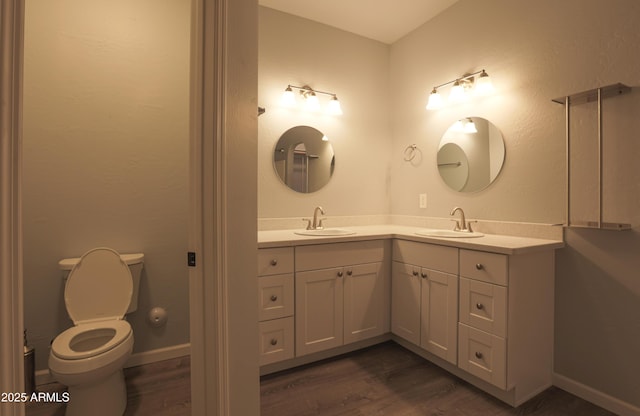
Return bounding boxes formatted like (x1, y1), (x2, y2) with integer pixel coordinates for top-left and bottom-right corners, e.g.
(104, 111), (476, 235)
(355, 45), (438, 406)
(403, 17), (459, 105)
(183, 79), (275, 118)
(475, 70), (494, 95)
(448, 80), (466, 103)
(281, 86), (296, 107)
(426, 88), (443, 110)
(304, 91), (320, 112)
(327, 95), (343, 115)
(464, 118), (477, 133)
(452, 120), (465, 133)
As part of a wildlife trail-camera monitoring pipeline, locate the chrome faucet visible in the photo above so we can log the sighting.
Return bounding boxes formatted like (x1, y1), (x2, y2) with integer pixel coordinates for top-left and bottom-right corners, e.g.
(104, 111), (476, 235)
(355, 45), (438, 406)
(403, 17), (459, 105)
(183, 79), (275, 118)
(303, 206), (326, 230)
(450, 207), (467, 231)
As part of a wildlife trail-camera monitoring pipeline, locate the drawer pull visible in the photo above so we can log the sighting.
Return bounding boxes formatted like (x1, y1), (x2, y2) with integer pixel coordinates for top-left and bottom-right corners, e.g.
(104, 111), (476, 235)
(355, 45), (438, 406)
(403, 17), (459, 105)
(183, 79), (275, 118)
(475, 351), (483, 359)
(475, 263), (484, 270)
(347, 270), (353, 276)
(270, 295), (278, 302)
(476, 303), (484, 310)
(337, 271), (344, 278)
(270, 259), (278, 266)
(421, 272), (428, 279)
(270, 338), (278, 346)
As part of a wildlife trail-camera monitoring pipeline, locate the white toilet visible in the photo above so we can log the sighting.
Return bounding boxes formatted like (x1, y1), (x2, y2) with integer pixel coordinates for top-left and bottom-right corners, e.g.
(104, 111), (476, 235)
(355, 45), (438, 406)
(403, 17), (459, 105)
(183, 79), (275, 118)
(49, 247), (144, 416)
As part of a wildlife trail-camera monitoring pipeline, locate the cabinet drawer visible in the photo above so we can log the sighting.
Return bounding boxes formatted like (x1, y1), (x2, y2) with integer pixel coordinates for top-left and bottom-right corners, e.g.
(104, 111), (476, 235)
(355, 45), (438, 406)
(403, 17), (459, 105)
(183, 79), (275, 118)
(458, 323), (506, 389)
(258, 274), (294, 321)
(295, 240), (386, 271)
(459, 277), (507, 338)
(258, 247), (294, 276)
(460, 249), (508, 286)
(259, 317), (294, 366)
(392, 240), (458, 274)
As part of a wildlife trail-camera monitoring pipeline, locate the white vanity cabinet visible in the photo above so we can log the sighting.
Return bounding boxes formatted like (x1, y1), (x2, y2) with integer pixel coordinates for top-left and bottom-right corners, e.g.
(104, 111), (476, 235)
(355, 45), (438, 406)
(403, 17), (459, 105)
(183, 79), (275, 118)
(457, 248), (555, 405)
(257, 247), (295, 366)
(391, 240), (459, 364)
(295, 240), (390, 357)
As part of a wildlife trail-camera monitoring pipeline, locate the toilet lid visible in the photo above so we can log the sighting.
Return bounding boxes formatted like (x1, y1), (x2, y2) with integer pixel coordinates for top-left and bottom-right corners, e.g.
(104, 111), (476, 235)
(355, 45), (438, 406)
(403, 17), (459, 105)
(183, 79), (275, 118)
(65, 247), (133, 324)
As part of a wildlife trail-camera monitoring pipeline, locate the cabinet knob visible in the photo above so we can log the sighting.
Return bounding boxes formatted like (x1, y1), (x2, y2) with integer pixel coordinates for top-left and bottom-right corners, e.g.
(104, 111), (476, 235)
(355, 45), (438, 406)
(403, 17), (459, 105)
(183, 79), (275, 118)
(421, 272), (428, 279)
(270, 259), (278, 266)
(475, 351), (483, 359)
(475, 263), (484, 270)
(476, 303), (484, 310)
(270, 295), (278, 302)
(347, 270), (353, 276)
(270, 338), (278, 346)
(412, 270), (419, 276)
(337, 271), (344, 278)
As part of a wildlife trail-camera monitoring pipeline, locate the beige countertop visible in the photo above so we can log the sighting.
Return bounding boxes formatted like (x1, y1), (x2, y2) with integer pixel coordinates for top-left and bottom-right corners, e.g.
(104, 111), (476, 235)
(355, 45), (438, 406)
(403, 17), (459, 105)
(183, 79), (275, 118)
(258, 224), (564, 255)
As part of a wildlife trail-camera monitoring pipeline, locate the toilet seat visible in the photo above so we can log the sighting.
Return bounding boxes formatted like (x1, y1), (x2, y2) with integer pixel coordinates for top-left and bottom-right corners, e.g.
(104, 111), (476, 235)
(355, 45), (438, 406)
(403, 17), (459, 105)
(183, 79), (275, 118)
(51, 320), (132, 360)
(52, 247), (135, 361)
(65, 247), (133, 324)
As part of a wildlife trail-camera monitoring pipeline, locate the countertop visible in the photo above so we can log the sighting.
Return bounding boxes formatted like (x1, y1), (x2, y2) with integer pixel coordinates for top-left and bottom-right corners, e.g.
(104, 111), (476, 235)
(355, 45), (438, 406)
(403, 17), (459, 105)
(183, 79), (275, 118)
(258, 225), (564, 255)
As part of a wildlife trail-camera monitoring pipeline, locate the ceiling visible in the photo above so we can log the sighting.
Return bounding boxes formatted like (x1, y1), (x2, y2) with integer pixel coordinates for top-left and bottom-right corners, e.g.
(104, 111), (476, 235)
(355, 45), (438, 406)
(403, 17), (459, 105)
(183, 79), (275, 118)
(259, 0), (460, 44)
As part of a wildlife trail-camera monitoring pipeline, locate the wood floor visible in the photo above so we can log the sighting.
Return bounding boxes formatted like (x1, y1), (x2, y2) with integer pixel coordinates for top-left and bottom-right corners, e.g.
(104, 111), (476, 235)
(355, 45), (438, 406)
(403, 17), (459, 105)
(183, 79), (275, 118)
(27, 342), (614, 416)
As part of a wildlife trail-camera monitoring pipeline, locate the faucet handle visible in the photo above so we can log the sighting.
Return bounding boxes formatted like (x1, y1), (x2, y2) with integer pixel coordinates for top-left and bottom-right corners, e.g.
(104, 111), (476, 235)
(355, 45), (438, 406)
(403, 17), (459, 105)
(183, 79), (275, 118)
(467, 220), (477, 232)
(302, 218), (312, 230)
(450, 219), (461, 231)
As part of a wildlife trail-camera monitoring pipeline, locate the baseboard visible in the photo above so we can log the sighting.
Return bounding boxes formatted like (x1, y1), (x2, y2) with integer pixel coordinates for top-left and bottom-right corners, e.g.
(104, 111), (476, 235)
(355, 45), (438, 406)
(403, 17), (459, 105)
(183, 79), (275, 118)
(125, 343), (190, 368)
(36, 343), (191, 387)
(553, 373), (640, 416)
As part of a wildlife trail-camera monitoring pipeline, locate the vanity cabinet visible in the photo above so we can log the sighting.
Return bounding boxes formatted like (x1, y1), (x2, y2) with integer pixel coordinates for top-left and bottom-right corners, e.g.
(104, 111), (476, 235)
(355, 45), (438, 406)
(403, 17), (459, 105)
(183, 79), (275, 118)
(391, 240), (458, 364)
(257, 247), (295, 366)
(295, 240), (389, 357)
(457, 248), (554, 404)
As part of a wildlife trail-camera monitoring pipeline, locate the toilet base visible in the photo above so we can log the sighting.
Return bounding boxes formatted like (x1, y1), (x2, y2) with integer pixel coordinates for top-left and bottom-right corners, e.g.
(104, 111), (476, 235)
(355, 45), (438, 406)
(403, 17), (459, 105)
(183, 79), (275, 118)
(65, 369), (127, 416)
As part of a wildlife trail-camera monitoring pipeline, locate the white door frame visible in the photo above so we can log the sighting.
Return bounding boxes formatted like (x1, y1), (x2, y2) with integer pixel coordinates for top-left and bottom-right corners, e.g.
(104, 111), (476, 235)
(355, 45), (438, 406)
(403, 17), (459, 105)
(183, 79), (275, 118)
(1, 1), (25, 415)
(189, 0), (259, 414)
(0, 0), (259, 415)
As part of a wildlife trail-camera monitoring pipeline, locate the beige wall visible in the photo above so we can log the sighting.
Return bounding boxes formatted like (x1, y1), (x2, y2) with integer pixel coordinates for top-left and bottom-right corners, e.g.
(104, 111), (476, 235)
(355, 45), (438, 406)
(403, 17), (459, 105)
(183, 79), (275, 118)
(391, 0), (640, 408)
(258, 7), (391, 220)
(22, 0), (191, 370)
(259, 0), (640, 409)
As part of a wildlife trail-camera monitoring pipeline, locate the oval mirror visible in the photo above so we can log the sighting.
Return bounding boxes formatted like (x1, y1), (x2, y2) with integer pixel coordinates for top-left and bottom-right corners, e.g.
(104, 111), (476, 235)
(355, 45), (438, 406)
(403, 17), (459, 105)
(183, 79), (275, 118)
(437, 117), (505, 193)
(273, 126), (335, 193)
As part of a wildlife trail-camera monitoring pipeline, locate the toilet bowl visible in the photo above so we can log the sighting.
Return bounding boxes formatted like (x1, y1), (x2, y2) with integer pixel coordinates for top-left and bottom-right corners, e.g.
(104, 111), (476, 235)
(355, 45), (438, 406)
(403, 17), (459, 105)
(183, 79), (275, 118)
(49, 247), (143, 416)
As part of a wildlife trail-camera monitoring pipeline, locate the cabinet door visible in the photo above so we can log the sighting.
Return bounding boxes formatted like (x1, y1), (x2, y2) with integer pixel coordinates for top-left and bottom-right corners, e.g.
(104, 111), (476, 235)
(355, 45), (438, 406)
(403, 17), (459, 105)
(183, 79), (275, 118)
(295, 267), (344, 356)
(343, 262), (384, 344)
(420, 269), (458, 364)
(391, 261), (421, 345)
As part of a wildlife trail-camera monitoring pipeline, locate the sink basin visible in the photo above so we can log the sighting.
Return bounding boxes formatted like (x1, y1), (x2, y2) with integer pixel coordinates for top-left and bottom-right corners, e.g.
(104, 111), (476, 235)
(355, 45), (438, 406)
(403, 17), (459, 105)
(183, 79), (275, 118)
(415, 229), (484, 238)
(294, 228), (356, 236)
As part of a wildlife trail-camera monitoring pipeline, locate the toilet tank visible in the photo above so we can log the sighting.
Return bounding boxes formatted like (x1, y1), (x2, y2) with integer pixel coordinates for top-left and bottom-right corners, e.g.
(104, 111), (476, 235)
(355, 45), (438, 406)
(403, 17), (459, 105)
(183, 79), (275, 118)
(59, 252), (144, 314)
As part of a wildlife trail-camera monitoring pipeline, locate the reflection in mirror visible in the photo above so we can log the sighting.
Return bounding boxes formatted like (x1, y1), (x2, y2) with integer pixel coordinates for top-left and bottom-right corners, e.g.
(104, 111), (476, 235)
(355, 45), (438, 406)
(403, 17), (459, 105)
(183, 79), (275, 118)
(273, 126), (335, 193)
(437, 117), (505, 193)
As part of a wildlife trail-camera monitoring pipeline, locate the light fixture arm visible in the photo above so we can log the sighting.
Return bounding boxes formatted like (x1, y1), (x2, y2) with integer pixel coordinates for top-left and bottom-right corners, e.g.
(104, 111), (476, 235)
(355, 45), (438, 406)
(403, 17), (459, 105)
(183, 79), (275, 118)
(287, 84), (338, 99)
(430, 69), (487, 91)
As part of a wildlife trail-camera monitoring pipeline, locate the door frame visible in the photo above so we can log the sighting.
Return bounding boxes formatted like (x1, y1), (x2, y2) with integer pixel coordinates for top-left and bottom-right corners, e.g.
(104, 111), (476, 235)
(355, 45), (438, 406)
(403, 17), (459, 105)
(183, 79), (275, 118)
(0, 0), (258, 415)
(0, 1), (25, 415)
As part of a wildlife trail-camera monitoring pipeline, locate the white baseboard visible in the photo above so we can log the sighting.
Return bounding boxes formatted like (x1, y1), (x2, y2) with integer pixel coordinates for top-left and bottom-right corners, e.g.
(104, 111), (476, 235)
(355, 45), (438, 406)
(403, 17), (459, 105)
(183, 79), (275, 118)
(554, 373), (640, 416)
(36, 343), (191, 387)
(125, 343), (190, 368)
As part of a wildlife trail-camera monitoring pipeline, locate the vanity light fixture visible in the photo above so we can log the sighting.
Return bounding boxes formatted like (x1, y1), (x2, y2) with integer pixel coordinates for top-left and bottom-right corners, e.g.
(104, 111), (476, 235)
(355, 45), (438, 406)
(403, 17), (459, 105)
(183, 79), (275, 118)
(426, 69), (494, 110)
(281, 84), (343, 115)
(451, 118), (477, 133)
(464, 118), (477, 133)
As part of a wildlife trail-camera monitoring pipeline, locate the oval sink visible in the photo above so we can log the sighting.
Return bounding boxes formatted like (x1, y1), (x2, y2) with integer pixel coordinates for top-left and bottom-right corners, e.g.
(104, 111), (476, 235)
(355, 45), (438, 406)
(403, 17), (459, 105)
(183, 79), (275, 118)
(295, 228), (356, 236)
(415, 229), (484, 238)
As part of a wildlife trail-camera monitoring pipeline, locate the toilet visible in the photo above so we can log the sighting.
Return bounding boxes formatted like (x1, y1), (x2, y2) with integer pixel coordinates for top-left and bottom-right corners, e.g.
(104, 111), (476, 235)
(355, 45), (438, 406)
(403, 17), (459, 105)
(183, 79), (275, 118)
(49, 247), (144, 416)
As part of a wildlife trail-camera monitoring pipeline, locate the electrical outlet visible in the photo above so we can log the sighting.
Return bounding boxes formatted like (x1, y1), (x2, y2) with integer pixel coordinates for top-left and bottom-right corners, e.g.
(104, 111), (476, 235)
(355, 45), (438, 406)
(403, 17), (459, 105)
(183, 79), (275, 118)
(419, 193), (427, 208)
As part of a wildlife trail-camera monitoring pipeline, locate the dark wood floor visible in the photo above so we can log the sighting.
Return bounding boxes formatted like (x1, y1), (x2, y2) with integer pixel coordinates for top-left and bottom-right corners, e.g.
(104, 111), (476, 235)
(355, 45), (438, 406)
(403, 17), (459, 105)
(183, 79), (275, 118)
(27, 342), (614, 416)
(26, 356), (191, 416)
